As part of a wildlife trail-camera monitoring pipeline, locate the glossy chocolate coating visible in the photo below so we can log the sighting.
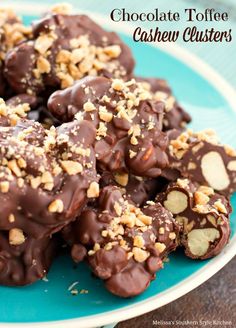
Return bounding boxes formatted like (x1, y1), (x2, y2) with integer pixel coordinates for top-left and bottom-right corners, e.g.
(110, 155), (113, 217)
(64, 186), (179, 297)
(48, 76), (169, 177)
(136, 77), (191, 131)
(100, 171), (168, 206)
(0, 232), (57, 286)
(0, 117), (98, 238)
(156, 179), (231, 259)
(4, 13), (134, 95)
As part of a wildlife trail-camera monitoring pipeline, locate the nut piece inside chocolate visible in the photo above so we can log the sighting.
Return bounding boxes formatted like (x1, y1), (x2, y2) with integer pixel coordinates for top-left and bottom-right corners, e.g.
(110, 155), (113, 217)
(187, 228), (220, 257)
(164, 190), (188, 214)
(201, 151), (230, 191)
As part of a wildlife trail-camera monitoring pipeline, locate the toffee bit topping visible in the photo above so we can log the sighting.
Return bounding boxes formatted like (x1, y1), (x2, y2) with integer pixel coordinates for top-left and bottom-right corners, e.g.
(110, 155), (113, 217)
(132, 247), (149, 263)
(194, 191), (210, 206)
(54, 35), (124, 88)
(0, 180), (9, 193)
(8, 213), (15, 223)
(83, 101), (96, 112)
(48, 199), (64, 213)
(96, 122), (107, 140)
(87, 181), (100, 198)
(197, 185), (214, 196)
(0, 98), (29, 125)
(9, 228), (25, 245)
(213, 200), (227, 214)
(34, 32), (56, 55)
(88, 190), (158, 263)
(114, 172), (129, 187)
(155, 242), (166, 253)
(133, 235), (145, 248)
(61, 160), (83, 175)
(0, 9), (31, 61)
(169, 129), (235, 162)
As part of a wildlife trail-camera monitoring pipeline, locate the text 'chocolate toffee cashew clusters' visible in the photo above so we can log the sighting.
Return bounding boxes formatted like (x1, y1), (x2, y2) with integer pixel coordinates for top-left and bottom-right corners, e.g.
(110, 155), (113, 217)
(63, 186), (179, 297)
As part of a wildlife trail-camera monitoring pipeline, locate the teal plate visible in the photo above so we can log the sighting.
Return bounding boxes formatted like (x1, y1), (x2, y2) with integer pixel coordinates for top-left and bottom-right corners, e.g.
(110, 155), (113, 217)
(0, 3), (236, 328)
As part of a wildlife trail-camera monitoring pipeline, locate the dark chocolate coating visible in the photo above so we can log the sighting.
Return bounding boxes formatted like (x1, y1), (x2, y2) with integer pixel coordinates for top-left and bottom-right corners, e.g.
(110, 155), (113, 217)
(64, 186), (179, 297)
(4, 13), (134, 95)
(0, 117), (98, 238)
(156, 179), (231, 259)
(0, 232), (57, 286)
(100, 171), (168, 206)
(48, 76), (169, 178)
(136, 77), (191, 131)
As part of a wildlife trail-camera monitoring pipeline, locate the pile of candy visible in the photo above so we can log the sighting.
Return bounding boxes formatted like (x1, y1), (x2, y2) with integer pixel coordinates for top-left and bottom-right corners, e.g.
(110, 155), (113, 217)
(0, 4), (234, 297)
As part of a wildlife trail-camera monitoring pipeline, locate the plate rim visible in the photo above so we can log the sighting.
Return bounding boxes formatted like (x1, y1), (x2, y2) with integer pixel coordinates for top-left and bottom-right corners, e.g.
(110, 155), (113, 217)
(1, 3), (236, 327)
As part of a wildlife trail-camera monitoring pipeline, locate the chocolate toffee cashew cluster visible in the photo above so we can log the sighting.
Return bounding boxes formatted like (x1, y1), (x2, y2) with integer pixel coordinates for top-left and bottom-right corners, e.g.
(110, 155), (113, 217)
(4, 10), (134, 95)
(0, 8), (32, 97)
(0, 232), (58, 286)
(63, 186), (179, 297)
(0, 114), (98, 238)
(156, 178), (231, 259)
(168, 129), (236, 195)
(48, 76), (169, 177)
(136, 77), (191, 131)
(100, 171), (168, 207)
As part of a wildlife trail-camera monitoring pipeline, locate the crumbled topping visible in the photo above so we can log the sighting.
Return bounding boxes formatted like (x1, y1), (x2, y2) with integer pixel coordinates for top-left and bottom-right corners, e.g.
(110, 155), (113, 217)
(48, 199), (64, 213)
(114, 172), (129, 187)
(61, 160), (83, 175)
(0, 8), (31, 61)
(54, 35), (124, 88)
(87, 181), (100, 198)
(0, 98), (30, 126)
(9, 228), (25, 245)
(0, 180), (9, 193)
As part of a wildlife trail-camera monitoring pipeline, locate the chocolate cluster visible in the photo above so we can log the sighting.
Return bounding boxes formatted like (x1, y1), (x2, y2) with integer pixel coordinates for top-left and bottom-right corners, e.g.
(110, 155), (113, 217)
(0, 4), (234, 298)
(48, 76), (169, 177)
(4, 12), (134, 95)
(63, 186), (179, 297)
(0, 98), (98, 285)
